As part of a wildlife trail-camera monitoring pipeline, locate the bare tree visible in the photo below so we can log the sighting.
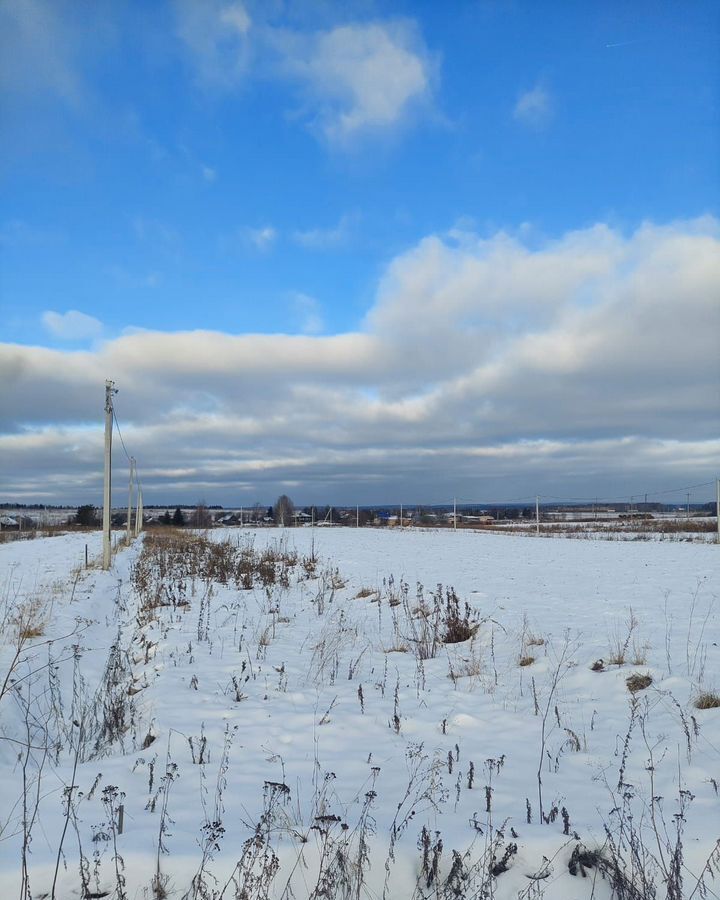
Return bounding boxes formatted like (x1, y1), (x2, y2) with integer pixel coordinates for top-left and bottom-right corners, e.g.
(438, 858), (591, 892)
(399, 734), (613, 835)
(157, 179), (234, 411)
(192, 501), (212, 529)
(274, 495), (294, 527)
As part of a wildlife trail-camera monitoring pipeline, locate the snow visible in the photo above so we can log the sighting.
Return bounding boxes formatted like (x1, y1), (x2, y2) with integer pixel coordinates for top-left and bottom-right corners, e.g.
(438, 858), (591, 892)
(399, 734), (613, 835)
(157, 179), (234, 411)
(0, 527), (718, 899)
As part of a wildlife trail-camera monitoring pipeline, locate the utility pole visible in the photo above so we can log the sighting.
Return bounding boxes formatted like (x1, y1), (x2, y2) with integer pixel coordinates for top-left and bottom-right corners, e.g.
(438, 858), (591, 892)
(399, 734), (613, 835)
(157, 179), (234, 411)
(356, 504), (359, 528)
(536, 496), (540, 535)
(126, 457), (135, 545)
(134, 487), (143, 537)
(400, 503), (403, 528)
(453, 497), (457, 531)
(686, 492), (690, 520)
(716, 478), (719, 544)
(102, 380), (117, 570)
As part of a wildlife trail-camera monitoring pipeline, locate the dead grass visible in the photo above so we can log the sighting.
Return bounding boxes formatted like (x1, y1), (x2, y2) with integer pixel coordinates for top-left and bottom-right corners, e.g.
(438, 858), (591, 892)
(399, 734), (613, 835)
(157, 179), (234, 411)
(630, 645), (650, 666)
(518, 655), (536, 667)
(626, 672), (653, 693)
(18, 623), (44, 640)
(694, 691), (720, 710)
(11, 596), (47, 642)
(448, 651), (484, 681)
(355, 587), (377, 599)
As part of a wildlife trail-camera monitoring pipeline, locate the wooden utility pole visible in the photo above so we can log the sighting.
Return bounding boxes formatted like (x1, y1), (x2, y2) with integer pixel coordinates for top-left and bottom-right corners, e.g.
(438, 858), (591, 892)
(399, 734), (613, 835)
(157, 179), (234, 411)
(102, 380), (116, 570)
(716, 478), (719, 545)
(536, 496), (540, 535)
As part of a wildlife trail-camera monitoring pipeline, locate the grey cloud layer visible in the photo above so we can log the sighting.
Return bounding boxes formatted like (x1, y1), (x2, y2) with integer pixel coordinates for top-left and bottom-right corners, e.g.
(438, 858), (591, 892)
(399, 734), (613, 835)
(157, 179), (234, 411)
(2, 218), (718, 503)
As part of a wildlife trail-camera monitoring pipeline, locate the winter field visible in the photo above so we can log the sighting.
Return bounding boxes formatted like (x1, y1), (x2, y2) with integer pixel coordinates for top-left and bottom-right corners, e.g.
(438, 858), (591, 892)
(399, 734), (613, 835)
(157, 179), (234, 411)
(0, 528), (718, 900)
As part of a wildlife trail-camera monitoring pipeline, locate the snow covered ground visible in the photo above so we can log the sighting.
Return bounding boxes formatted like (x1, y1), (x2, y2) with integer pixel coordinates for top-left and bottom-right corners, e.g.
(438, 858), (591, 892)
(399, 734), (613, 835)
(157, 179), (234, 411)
(0, 527), (718, 899)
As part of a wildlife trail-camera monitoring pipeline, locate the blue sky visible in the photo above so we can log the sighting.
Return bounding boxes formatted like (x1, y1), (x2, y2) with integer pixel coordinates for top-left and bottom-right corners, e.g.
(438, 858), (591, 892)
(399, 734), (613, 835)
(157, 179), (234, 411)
(1, 0), (719, 505)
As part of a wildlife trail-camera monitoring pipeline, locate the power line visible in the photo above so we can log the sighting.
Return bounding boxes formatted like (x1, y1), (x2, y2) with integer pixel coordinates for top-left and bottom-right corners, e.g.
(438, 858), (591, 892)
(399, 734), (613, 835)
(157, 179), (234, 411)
(112, 408), (133, 463)
(537, 480), (715, 505)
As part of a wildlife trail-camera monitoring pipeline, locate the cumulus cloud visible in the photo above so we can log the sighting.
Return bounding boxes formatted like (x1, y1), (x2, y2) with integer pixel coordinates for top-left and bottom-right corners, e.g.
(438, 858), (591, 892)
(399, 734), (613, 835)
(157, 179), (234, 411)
(4, 217), (719, 503)
(514, 83), (553, 127)
(41, 309), (103, 341)
(276, 21), (434, 144)
(174, 5), (435, 145)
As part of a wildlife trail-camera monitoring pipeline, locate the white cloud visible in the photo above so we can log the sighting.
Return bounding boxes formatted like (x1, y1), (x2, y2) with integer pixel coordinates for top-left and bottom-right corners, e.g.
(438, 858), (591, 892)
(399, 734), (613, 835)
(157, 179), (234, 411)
(201, 164), (217, 182)
(6, 218), (719, 502)
(173, 5), (437, 146)
(292, 213), (356, 249)
(279, 22), (433, 143)
(41, 309), (103, 341)
(513, 83), (553, 128)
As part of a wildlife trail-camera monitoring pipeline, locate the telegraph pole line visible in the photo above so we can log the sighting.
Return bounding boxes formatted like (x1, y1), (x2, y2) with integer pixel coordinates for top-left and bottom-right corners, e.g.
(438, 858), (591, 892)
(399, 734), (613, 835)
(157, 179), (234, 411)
(102, 380), (117, 570)
(126, 457), (135, 545)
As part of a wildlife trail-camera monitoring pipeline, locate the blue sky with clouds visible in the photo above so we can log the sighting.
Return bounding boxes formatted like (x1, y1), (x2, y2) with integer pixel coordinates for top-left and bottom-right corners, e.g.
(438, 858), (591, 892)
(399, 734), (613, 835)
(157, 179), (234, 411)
(1, 0), (719, 505)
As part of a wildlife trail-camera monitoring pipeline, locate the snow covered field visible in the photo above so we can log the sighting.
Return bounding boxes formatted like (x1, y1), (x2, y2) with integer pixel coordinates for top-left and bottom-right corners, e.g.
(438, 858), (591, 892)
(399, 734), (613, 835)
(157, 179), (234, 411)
(1, 528), (718, 899)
